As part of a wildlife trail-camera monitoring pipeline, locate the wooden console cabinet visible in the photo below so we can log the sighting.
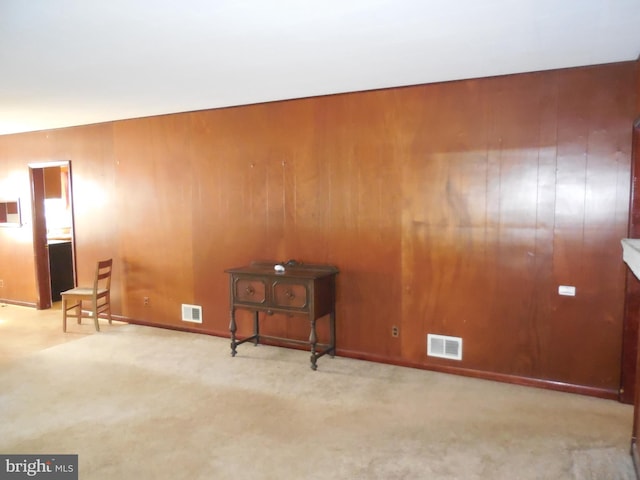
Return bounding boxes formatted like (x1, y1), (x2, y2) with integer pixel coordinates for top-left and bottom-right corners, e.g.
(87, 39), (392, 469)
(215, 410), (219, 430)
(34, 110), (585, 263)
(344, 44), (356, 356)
(225, 260), (338, 370)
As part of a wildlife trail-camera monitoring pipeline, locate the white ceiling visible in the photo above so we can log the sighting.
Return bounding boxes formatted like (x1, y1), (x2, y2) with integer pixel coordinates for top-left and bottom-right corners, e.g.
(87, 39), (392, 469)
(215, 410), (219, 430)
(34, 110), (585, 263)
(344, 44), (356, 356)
(1, 0), (639, 136)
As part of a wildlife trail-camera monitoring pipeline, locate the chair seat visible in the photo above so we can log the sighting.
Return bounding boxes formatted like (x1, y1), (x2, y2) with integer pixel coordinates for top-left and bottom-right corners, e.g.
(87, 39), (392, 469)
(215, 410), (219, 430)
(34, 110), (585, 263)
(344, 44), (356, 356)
(62, 287), (108, 297)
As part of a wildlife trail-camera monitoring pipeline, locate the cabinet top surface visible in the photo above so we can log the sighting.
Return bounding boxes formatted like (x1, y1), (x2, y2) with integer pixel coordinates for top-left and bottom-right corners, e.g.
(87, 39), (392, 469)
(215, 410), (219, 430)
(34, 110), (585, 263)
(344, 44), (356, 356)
(225, 261), (338, 279)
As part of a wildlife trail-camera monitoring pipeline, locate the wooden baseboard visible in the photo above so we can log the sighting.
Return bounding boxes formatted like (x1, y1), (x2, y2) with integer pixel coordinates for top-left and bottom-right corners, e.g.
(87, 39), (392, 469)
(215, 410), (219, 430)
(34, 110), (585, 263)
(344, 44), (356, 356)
(112, 316), (620, 400)
(337, 348), (619, 400)
(0, 298), (37, 308)
(115, 316), (223, 337)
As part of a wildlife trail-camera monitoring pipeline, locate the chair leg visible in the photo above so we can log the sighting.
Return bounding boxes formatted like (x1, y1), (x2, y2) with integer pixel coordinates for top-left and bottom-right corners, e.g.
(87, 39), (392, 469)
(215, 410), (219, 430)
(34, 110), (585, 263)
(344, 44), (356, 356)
(93, 304), (100, 332)
(76, 302), (82, 324)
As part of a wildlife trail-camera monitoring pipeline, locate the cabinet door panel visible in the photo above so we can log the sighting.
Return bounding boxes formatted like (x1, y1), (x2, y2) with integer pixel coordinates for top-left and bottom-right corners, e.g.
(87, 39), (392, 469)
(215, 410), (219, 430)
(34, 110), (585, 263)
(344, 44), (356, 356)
(273, 282), (307, 308)
(235, 278), (266, 304)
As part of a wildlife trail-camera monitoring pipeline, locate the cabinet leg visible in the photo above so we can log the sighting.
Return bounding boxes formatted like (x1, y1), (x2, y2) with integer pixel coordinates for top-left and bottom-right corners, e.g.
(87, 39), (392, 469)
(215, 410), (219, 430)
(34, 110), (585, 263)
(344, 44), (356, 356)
(309, 318), (318, 370)
(253, 311), (259, 346)
(330, 311), (336, 357)
(229, 309), (237, 357)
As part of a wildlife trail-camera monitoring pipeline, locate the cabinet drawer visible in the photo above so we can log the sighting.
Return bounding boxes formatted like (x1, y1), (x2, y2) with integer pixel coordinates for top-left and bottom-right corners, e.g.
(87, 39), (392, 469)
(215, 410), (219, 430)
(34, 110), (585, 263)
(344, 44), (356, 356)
(234, 278), (266, 304)
(273, 282), (307, 308)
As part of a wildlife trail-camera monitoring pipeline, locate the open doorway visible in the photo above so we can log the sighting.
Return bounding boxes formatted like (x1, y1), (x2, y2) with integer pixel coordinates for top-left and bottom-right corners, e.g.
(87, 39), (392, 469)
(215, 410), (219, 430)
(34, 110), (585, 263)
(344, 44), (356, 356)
(29, 161), (76, 309)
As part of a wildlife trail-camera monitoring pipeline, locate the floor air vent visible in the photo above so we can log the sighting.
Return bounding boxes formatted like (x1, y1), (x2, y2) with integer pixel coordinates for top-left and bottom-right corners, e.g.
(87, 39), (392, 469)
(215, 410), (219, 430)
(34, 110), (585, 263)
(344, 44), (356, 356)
(182, 304), (202, 323)
(427, 334), (462, 360)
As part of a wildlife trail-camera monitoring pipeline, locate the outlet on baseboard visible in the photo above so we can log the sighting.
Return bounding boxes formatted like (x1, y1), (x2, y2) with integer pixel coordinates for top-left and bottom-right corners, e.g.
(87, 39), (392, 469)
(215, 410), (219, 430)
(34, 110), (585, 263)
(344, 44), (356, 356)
(0, 279), (4, 288)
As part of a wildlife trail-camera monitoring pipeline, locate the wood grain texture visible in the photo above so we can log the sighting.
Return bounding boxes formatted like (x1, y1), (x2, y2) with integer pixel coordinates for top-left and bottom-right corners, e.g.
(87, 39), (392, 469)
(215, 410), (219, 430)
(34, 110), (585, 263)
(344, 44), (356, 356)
(627, 58), (640, 422)
(112, 116), (193, 325)
(623, 119), (640, 405)
(0, 62), (637, 396)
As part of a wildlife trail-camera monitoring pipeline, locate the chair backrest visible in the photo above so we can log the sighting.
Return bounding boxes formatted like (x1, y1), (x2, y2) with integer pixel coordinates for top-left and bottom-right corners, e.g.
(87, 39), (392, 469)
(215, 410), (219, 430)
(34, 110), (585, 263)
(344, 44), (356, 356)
(93, 259), (113, 293)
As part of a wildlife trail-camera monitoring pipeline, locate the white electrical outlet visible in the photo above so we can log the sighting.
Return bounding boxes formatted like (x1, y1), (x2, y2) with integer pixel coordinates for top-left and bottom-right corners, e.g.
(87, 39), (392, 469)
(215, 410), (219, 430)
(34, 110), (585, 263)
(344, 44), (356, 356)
(558, 285), (576, 296)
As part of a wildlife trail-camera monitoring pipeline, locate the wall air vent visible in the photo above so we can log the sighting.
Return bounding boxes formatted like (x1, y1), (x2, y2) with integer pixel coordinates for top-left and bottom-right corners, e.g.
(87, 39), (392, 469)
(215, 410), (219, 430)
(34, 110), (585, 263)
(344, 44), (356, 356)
(427, 334), (462, 361)
(182, 304), (202, 323)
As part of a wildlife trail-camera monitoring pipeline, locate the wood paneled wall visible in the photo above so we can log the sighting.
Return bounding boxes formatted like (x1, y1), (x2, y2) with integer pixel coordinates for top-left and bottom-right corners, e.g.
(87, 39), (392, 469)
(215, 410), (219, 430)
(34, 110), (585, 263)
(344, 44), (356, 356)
(0, 62), (637, 397)
(619, 59), (640, 403)
(637, 58), (640, 112)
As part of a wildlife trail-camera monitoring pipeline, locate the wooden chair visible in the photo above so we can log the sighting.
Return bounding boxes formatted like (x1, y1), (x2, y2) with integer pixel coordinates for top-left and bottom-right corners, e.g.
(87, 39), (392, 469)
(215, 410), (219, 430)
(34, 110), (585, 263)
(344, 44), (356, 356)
(61, 259), (113, 332)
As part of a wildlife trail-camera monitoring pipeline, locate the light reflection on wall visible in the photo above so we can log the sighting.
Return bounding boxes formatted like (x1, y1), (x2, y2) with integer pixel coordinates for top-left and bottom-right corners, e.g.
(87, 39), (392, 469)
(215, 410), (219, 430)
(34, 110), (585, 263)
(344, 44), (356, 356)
(416, 145), (619, 232)
(70, 177), (107, 217)
(0, 170), (30, 206)
(44, 198), (72, 239)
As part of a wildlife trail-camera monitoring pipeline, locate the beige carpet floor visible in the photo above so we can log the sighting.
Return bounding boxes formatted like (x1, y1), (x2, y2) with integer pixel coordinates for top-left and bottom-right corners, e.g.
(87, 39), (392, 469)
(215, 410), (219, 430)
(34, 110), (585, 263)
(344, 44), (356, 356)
(0, 316), (636, 479)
